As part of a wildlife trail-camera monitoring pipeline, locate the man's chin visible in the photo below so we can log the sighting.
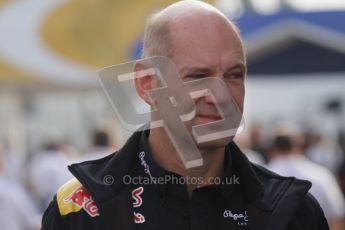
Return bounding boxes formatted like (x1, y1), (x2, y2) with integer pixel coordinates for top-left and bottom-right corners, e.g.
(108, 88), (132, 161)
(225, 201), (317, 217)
(195, 136), (234, 149)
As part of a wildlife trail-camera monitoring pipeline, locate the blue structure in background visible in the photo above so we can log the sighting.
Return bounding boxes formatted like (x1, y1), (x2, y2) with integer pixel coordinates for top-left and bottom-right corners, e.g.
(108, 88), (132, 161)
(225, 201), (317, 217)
(237, 10), (345, 36)
(131, 11), (345, 75)
(238, 10), (345, 75)
(131, 37), (143, 61)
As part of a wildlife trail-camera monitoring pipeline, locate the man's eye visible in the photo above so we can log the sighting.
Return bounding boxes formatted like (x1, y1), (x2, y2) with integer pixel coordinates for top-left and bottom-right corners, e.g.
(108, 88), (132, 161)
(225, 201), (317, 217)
(184, 74), (207, 81)
(234, 74), (244, 79)
(225, 74), (244, 80)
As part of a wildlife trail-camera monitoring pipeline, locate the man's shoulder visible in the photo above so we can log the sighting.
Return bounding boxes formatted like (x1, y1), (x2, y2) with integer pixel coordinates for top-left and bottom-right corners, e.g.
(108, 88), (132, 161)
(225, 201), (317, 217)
(56, 178), (83, 216)
(56, 178), (100, 218)
(251, 162), (291, 178)
(251, 162), (312, 187)
(289, 192), (329, 229)
(249, 162), (312, 208)
(42, 178), (102, 230)
(249, 162), (329, 229)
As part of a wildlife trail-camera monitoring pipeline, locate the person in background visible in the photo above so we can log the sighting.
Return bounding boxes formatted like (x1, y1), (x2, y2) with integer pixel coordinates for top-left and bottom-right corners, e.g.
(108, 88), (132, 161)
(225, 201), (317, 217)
(338, 160), (345, 197)
(28, 142), (73, 210)
(234, 132), (265, 165)
(79, 130), (114, 162)
(248, 122), (268, 162)
(0, 144), (41, 230)
(266, 132), (345, 230)
(305, 131), (344, 175)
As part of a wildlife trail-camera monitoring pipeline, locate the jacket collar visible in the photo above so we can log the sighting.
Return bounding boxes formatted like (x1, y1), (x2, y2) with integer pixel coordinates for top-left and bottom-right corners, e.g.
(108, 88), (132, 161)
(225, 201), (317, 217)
(227, 142), (264, 202)
(69, 129), (312, 226)
(68, 129), (143, 204)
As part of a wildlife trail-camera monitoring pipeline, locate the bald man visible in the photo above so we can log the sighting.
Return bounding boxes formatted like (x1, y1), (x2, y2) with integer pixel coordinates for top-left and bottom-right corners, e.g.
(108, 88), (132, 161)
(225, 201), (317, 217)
(42, 1), (329, 230)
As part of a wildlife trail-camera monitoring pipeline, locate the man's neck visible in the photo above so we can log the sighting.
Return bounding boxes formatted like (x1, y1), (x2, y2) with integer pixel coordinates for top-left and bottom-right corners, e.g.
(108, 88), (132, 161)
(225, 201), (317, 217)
(148, 127), (226, 195)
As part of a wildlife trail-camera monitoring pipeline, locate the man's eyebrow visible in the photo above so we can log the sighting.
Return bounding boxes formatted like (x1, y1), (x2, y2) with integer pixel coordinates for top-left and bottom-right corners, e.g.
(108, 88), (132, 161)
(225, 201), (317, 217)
(225, 63), (246, 73)
(179, 63), (247, 76)
(180, 66), (212, 75)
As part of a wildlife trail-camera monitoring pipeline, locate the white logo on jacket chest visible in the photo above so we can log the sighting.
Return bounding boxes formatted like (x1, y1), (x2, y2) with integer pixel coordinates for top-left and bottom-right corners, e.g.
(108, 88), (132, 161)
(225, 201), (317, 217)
(223, 210), (248, 226)
(139, 151), (156, 182)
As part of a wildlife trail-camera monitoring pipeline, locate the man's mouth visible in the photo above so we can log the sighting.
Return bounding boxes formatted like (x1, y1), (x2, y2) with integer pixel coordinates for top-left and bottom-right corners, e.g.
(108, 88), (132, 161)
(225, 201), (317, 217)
(194, 114), (223, 124)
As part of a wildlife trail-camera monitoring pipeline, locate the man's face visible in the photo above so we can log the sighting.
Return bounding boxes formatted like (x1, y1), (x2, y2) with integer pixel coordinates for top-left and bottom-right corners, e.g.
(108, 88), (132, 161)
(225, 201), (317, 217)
(169, 15), (246, 148)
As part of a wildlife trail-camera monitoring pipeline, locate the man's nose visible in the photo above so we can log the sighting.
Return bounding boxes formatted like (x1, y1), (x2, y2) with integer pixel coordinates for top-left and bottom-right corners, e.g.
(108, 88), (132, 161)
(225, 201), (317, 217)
(203, 92), (214, 104)
(203, 77), (229, 105)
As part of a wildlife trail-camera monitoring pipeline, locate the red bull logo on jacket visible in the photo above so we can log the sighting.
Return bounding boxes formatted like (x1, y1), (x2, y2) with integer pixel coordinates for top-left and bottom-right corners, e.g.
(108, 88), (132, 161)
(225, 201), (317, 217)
(64, 186), (99, 217)
(57, 178), (99, 217)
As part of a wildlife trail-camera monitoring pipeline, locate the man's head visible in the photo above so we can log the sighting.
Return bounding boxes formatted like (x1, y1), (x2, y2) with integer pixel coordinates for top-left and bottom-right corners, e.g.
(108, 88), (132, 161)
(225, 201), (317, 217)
(141, 0), (243, 58)
(268, 125), (306, 160)
(92, 130), (110, 148)
(136, 0), (246, 148)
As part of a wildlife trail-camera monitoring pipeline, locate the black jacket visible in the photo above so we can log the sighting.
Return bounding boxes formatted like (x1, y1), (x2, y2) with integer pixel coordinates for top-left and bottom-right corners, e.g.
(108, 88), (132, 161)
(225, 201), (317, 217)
(41, 130), (329, 230)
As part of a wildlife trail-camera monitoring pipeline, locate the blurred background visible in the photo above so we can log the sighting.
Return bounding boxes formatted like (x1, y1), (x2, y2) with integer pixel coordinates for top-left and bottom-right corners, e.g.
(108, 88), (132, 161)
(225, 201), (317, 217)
(0, 0), (344, 229)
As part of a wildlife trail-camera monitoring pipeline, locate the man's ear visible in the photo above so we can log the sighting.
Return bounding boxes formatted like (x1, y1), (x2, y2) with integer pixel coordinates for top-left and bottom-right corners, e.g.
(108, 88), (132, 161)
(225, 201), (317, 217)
(134, 61), (156, 106)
